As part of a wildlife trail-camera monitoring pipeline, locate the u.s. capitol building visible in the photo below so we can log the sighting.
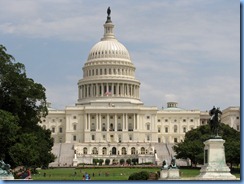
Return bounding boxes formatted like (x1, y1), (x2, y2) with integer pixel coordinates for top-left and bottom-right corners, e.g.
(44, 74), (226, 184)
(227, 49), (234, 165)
(39, 9), (240, 167)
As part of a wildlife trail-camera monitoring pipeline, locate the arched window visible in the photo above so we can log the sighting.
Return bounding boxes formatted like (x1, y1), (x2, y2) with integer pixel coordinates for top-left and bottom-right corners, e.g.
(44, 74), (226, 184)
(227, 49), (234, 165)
(141, 147), (145, 154)
(131, 147), (136, 155)
(122, 147), (126, 155)
(83, 147), (87, 154)
(174, 125), (178, 133)
(102, 147), (107, 155)
(92, 147), (98, 155)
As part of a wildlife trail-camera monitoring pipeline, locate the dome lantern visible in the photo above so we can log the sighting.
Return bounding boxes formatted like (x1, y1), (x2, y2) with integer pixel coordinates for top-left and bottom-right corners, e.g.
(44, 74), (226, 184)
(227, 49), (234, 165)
(101, 7), (115, 41)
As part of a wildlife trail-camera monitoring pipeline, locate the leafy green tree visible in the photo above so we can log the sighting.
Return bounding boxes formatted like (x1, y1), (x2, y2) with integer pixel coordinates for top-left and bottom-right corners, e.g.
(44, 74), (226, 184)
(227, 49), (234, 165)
(0, 45), (54, 168)
(173, 124), (240, 168)
(0, 110), (20, 159)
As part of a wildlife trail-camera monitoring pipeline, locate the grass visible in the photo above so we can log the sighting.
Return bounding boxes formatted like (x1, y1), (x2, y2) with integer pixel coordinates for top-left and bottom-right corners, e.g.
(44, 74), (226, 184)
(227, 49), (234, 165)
(31, 166), (240, 180)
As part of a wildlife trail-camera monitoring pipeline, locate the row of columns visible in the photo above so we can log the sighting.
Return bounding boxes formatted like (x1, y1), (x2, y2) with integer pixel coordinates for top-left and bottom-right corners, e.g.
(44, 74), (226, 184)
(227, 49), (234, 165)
(78, 83), (140, 99)
(84, 113), (139, 131)
(83, 67), (134, 78)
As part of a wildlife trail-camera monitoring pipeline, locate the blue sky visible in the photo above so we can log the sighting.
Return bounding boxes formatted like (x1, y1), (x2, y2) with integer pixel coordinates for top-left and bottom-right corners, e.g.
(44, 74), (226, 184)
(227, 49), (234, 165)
(0, 0), (240, 111)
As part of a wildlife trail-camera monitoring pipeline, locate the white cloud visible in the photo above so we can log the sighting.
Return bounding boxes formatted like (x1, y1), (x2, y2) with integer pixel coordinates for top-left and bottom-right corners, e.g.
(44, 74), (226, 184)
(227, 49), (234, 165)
(0, 0), (240, 111)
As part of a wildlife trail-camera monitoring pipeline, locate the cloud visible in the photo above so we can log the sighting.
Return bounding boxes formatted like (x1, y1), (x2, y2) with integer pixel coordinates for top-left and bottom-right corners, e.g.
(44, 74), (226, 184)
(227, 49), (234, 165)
(0, 0), (240, 111)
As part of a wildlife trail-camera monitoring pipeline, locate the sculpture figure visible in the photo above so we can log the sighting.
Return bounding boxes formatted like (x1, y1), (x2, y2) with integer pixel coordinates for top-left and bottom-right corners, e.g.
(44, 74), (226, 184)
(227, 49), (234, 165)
(208, 106), (222, 137)
(169, 157), (177, 169)
(161, 160), (168, 170)
(0, 160), (12, 176)
(107, 7), (111, 17)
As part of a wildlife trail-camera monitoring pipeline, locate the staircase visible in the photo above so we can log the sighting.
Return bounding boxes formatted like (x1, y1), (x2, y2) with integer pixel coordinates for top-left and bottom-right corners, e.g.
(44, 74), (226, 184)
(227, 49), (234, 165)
(154, 143), (189, 167)
(49, 143), (74, 167)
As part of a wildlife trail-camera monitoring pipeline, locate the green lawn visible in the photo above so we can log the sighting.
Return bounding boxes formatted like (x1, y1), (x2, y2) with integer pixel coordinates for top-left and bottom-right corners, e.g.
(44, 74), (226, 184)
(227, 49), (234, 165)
(31, 167), (240, 180)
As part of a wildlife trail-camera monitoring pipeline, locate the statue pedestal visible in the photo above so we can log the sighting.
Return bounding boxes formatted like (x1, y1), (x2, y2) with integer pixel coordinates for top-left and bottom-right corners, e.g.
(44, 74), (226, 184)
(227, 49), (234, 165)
(197, 139), (236, 180)
(159, 169), (180, 180)
(168, 169), (180, 179)
(0, 175), (14, 180)
(160, 169), (168, 179)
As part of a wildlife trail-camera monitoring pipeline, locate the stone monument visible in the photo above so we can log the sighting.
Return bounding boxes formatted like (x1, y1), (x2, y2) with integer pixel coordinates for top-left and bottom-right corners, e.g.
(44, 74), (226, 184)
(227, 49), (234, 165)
(0, 160), (14, 180)
(159, 157), (180, 180)
(197, 107), (236, 180)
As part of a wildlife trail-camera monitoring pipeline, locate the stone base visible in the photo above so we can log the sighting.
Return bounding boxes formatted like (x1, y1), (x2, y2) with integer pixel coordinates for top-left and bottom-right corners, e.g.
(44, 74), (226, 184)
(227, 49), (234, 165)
(0, 175), (15, 180)
(168, 169), (180, 179)
(160, 170), (168, 179)
(159, 169), (180, 180)
(73, 159), (78, 167)
(196, 138), (236, 180)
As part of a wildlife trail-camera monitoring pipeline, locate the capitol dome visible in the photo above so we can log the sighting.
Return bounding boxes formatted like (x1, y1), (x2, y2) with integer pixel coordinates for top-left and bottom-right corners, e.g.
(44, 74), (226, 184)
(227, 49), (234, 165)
(77, 8), (143, 106)
(87, 40), (131, 62)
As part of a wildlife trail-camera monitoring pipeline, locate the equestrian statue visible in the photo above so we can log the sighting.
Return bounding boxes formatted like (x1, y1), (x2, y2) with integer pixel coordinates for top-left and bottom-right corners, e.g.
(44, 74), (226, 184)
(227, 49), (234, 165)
(208, 106), (222, 138)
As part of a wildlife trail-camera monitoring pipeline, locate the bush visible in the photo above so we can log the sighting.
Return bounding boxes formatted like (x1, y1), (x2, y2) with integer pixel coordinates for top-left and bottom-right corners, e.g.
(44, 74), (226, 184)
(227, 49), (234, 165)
(120, 159), (125, 165)
(126, 158), (131, 165)
(128, 171), (149, 180)
(132, 158), (138, 165)
(98, 159), (104, 165)
(105, 159), (110, 165)
(92, 159), (99, 165)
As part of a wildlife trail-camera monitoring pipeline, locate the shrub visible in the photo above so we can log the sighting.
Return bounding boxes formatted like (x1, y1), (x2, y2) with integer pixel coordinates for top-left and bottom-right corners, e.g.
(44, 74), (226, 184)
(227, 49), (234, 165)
(120, 159), (125, 165)
(132, 158), (138, 165)
(92, 159), (99, 165)
(98, 159), (104, 165)
(105, 159), (110, 165)
(126, 158), (131, 165)
(128, 171), (149, 180)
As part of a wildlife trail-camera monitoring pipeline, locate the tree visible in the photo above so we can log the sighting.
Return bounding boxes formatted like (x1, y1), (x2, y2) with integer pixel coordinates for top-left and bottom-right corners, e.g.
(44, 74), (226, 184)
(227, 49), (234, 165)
(0, 110), (20, 159)
(173, 124), (240, 168)
(0, 45), (54, 168)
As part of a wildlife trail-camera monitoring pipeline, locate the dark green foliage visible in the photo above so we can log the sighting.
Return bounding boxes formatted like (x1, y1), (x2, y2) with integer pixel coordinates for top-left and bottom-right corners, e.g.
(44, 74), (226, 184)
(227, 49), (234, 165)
(119, 158), (125, 165)
(132, 158), (138, 165)
(0, 45), (54, 168)
(126, 158), (131, 165)
(98, 159), (104, 165)
(93, 159), (99, 165)
(128, 171), (149, 180)
(0, 110), (20, 159)
(105, 159), (110, 165)
(173, 124), (240, 167)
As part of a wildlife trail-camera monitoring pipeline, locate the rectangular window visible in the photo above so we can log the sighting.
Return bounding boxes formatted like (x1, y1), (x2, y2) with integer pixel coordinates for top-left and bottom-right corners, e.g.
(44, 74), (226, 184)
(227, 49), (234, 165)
(52, 127), (55, 133)
(174, 138), (178, 143)
(73, 135), (76, 141)
(237, 125), (240, 131)
(59, 127), (62, 133)
(165, 127), (168, 133)
(92, 135), (95, 140)
(158, 127), (161, 133)
(183, 127), (186, 133)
